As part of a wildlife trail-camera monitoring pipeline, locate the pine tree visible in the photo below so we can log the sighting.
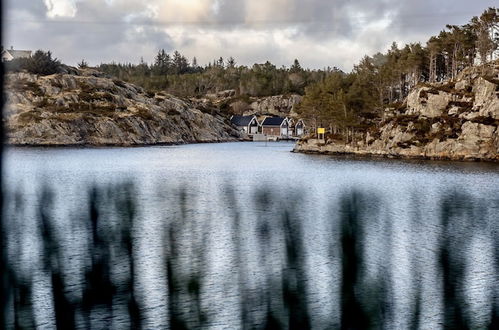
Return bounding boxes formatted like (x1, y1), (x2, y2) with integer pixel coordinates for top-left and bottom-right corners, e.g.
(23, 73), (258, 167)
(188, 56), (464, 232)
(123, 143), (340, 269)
(472, 8), (499, 63)
(23, 50), (61, 75)
(290, 59), (302, 73)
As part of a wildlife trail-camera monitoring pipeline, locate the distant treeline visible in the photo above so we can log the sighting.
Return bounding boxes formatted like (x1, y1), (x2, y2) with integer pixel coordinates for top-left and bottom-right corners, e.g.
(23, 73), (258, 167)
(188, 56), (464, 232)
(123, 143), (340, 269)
(98, 55), (338, 98)
(295, 7), (498, 136)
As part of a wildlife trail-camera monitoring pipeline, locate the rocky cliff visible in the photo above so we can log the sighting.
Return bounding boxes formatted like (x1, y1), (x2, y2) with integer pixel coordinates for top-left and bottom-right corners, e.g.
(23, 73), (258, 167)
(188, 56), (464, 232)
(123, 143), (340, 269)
(244, 94), (302, 117)
(199, 90), (302, 117)
(4, 69), (241, 146)
(295, 62), (499, 161)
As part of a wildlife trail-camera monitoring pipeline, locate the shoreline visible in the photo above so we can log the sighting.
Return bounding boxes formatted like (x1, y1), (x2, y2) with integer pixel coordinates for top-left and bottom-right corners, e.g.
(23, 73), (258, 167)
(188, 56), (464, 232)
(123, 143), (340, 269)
(292, 146), (499, 163)
(7, 138), (497, 164)
(4, 138), (244, 149)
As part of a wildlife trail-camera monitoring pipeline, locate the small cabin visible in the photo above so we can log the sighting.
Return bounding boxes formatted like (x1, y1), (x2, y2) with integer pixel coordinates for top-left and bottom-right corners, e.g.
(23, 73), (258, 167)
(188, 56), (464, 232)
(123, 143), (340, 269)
(295, 119), (306, 137)
(230, 115), (259, 135)
(261, 117), (288, 138)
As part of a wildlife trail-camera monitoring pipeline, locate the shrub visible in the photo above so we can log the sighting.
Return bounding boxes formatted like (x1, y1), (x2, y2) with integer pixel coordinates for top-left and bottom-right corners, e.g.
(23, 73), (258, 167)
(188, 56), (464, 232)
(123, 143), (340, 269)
(16, 50), (62, 75)
(470, 116), (498, 126)
(78, 60), (89, 69)
(392, 115), (419, 126)
(113, 79), (128, 89)
(11, 80), (44, 96)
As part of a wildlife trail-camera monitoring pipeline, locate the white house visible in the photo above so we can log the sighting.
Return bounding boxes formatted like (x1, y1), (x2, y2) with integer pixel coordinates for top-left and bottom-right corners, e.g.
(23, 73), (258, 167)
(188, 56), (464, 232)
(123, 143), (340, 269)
(294, 119), (306, 137)
(1, 46), (32, 62)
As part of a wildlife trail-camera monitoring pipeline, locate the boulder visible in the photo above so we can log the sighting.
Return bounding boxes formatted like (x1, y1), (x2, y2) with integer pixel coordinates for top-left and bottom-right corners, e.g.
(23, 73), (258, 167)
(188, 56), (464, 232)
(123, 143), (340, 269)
(245, 94), (302, 116)
(407, 87), (451, 117)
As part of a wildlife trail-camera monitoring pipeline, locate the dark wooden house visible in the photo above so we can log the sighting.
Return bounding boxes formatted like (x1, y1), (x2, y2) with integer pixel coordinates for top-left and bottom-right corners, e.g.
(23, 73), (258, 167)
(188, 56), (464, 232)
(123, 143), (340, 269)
(260, 117), (288, 138)
(230, 115), (259, 135)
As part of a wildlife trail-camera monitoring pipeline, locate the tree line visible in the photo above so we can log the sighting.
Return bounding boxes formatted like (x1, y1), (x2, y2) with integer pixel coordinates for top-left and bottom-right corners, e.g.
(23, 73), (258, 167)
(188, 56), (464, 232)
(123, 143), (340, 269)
(97, 55), (340, 97)
(295, 7), (498, 138)
(5, 49), (337, 98)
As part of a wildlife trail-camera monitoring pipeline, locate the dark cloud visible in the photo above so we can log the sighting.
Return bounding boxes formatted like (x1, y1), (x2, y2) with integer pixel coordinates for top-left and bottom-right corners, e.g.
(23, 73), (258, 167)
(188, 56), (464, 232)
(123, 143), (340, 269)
(389, 0), (493, 36)
(3, 0), (498, 70)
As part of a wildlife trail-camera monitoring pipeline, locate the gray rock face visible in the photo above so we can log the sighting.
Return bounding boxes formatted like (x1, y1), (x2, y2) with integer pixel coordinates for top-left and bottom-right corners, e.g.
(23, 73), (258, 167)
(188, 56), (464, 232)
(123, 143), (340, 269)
(191, 93), (302, 119)
(244, 94), (302, 116)
(473, 77), (499, 119)
(295, 62), (499, 161)
(4, 71), (241, 146)
(406, 87), (452, 118)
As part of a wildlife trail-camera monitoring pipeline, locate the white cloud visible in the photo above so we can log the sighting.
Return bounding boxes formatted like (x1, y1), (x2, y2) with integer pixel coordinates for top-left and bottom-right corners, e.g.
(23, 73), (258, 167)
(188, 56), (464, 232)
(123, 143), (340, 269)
(43, 0), (78, 18)
(156, 0), (215, 23)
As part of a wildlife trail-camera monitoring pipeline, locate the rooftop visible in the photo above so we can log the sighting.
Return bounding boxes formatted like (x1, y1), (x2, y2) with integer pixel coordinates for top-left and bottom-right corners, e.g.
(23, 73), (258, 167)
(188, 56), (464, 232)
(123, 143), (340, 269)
(261, 117), (286, 126)
(2, 47), (32, 59)
(231, 115), (256, 127)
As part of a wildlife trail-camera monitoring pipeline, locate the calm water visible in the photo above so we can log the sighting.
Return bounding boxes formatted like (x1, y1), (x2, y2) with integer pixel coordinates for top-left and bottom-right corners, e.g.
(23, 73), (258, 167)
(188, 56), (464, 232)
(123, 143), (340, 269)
(3, 142), (499, 329)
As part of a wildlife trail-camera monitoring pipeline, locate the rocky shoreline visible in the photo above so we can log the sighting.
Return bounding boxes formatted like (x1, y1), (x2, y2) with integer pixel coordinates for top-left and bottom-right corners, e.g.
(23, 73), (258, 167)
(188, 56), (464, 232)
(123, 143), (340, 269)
(6, 139), (239, 148)
(294, 62), (499, 162)
(293, 139), (498, 162)
(4, 68), (241, 146)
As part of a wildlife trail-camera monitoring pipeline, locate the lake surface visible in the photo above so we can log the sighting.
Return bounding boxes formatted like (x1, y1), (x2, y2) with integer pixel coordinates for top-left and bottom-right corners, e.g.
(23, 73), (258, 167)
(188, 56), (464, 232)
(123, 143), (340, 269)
(3, 142), (499, 329)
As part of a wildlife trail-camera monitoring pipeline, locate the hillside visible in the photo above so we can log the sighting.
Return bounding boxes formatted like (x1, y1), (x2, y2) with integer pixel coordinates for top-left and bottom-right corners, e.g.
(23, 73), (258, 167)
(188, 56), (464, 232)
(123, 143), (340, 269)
(294, 62), (499, 161)
(4, 68), (241, 146)
(192, 90), (302, 118)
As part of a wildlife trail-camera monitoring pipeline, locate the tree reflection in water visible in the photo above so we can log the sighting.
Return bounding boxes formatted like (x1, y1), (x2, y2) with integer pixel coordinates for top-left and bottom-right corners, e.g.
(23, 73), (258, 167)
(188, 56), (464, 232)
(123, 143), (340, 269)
(1, 183), (498, 329)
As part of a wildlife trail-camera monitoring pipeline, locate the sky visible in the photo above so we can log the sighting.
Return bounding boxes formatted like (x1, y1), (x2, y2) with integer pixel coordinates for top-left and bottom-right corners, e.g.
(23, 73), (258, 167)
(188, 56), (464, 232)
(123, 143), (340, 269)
(3, 0), (498, 71)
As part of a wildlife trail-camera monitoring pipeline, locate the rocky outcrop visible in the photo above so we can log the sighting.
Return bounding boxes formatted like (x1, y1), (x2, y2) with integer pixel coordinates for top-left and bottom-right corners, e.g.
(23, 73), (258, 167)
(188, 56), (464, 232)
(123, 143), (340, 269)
(244, 94), (302, 116)
(4, 69), (241, 146)
(198, 90), (302, 117)
(295, 62), (499, 161)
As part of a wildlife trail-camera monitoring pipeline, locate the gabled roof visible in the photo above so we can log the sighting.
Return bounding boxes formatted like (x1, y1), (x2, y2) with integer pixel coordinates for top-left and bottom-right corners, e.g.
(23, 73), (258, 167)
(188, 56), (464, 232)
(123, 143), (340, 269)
(231, 115), (256, 127)
(261, 117), (286, 126)
(3, 49), (32, 59)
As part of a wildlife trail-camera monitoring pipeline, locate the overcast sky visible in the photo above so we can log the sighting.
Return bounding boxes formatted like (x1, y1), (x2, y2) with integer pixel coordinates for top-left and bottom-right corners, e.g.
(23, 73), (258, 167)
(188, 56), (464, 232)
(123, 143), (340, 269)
(3, 0), (497, 71)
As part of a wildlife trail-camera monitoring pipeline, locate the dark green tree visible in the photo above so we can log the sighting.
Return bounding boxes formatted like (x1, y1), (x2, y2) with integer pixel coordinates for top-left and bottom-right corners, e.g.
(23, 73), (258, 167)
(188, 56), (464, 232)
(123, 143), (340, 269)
(21, 50), (61, 75)
(78, 59), (89, 69)
(290, 59), (302, 73)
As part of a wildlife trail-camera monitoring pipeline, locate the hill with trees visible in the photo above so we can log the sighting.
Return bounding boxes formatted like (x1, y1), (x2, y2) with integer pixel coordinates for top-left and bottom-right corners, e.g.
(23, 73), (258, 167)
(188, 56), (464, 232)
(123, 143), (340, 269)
(294, 59), (498, 161)
(295, 7), (498, 137)
(97, 56), (337, 98)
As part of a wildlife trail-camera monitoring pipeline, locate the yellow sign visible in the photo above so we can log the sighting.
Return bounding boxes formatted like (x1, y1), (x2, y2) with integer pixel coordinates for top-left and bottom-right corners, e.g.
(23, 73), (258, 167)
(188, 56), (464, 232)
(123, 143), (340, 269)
(317, 128), (325, 134)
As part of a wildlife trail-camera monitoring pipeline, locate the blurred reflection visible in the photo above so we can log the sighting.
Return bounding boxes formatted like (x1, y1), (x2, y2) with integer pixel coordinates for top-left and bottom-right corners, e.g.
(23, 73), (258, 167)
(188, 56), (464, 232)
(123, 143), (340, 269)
(1, 183), (498, 329)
